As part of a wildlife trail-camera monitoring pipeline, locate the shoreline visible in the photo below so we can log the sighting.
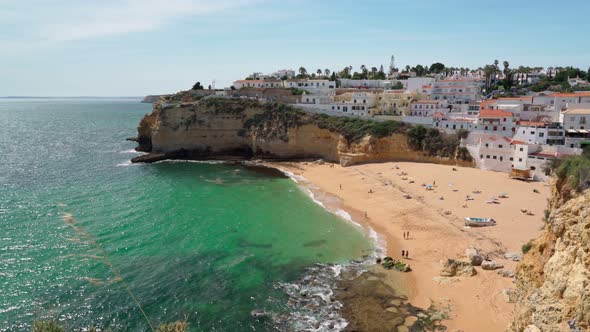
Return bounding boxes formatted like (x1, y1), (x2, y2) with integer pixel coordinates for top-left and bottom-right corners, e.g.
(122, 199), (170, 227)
(266, 160), (550, 331)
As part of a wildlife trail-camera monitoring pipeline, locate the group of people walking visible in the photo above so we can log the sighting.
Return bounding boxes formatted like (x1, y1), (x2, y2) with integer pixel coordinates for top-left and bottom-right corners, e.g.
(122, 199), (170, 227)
(401, 231), (410, 258)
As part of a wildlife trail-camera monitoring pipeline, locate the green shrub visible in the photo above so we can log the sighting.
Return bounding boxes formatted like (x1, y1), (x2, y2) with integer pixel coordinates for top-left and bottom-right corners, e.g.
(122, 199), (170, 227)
(554, 155), (590, 192)
(522, 241), (533, 254)
(310, 114), (406, 142)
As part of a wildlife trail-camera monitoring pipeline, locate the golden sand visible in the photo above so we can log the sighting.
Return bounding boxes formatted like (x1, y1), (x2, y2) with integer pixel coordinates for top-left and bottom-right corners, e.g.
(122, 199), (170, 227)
(269, 161), (549, 331)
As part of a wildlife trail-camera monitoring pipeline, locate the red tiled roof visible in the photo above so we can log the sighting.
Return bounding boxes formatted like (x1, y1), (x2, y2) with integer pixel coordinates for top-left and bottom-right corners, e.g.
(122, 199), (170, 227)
(481, 135), (511, 142)
(497, 97), (533, 102)
(480, 99), (496, 109)
(518, 121), (549, 127)
(510, 139), (526, 145)
(479, 109), (513, 118)
(549, 92), (590, 97)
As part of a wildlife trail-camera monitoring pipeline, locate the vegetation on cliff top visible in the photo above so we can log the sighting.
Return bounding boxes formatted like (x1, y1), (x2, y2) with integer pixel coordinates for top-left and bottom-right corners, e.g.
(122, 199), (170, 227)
(552, 152), (590, 192)
(310, 114), (407, 142)
(407, 125), (472, 161)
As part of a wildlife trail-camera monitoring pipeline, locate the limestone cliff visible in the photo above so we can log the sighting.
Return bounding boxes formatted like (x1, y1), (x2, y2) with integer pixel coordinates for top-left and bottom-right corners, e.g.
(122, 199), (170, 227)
(134, 97), (473, 167)
(510, 176), (590, 331)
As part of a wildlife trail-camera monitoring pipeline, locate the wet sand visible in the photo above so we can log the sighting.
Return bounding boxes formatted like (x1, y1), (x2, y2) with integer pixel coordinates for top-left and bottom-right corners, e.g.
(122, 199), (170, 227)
(268, 161), (550, 331)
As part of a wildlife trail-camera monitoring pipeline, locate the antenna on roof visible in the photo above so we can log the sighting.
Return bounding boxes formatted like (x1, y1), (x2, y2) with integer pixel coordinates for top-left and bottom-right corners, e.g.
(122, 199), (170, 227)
(212, 79), (216, 90)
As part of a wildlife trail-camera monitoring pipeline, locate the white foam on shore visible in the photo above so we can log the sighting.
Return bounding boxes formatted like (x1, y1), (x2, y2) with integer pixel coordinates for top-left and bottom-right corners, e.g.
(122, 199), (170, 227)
(153, 159), (227, 165)
(116, 160), (138, 167)
(304, 188), (326, 208)
(334, 209), (362, 228)
(272, 165), (387, 253)
(119, 149), (143, 154)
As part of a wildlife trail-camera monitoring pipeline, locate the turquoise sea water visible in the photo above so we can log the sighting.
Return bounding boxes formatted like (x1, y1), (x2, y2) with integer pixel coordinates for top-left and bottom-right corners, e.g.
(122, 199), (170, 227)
(0, 99), (374, 331)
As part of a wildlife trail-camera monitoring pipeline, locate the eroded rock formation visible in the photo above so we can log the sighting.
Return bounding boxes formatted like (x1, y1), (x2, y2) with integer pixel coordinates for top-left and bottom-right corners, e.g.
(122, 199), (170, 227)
(133, 97), (474, 167)
(510, 178), (590, 331)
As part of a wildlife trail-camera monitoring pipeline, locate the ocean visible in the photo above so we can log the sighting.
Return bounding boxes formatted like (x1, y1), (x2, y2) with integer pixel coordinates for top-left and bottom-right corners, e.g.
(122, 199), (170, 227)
(0, 99), (375, 331)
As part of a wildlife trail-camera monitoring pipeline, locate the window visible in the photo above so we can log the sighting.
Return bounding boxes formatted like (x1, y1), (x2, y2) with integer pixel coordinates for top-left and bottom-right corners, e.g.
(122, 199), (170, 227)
(530, 131), (535, 135)
(493, 156), (497, 159)
(503, 118), (506, 122)
(480, 155), (484, 159)
(354, 99), (357, 103)
(509, 157), (513, 161)
(500, 156), (503, 161)
(502, 127), (506, 131)
(520, 148), (523, 151)
(499, 144), (503, 148)
(486, 155), (490, 159)
(519, 158), (523, 162)
(539, 132), (544, 137)
(485, 143), (489, 147)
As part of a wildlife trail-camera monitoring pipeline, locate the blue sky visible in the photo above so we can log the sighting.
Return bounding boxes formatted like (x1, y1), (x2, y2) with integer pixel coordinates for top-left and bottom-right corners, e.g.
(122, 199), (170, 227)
(1, 0), (589, 96)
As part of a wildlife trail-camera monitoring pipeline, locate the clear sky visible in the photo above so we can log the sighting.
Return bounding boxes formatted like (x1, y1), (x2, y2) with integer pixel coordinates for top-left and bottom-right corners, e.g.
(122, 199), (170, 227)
(2, 0), (590, 96)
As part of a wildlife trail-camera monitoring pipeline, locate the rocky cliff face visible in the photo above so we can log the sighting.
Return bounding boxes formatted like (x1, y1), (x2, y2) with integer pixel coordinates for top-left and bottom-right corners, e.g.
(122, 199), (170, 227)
(134, 97), (472, 167)
(510, 177), (590, 332)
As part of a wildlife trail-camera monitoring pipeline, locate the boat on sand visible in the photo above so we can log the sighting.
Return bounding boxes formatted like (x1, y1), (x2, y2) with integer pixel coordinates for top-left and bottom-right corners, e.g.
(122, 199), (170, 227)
(464, 217), (496, 227)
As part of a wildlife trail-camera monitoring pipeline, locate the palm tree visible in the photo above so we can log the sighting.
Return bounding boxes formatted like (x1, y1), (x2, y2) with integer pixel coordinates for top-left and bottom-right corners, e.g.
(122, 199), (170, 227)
(324, 69), (330, 77)
(298, 67), (308, 78)
(317, 69), (322, 77)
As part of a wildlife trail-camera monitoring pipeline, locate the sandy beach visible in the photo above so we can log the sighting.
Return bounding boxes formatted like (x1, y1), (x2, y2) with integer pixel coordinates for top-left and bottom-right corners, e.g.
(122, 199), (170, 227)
(268, 161), (550, 331)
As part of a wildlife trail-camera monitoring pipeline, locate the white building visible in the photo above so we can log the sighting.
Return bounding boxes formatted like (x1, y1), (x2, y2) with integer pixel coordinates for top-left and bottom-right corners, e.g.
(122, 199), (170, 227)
(430, 79), (483, 104)
(408, 100), (448, 116)
(561, 108), (590, 130)
(561, 108), (590, 148)
(474, 135), (514, 172)
(284, 79), (335, 92)
(475, 109), (518, 136)
(232, 79), (283, 89)
(296, 91), (377, 117)
(338, 79), (399, 89)
(513, 122), (565, 146)
(273, 69), (296, 79)
(406, 77), (435, 92)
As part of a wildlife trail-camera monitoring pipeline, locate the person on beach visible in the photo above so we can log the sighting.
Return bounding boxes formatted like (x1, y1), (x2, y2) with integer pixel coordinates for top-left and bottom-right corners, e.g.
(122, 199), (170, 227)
(403, 231), (406, 239)
(406, 231), (410, 239)
(339, 184), (342, 190)
(405, 251), (409, 259)
(401, 250), (405, 257)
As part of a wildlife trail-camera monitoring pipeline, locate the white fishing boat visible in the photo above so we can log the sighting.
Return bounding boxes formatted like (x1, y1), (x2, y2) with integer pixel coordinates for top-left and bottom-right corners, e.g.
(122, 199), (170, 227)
(464, 217), (496, 227)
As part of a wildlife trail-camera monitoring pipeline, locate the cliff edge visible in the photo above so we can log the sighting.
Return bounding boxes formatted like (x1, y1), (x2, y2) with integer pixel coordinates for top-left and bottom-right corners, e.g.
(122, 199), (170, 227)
(133, 95), (473, 167)
(511, 160), (590, 332)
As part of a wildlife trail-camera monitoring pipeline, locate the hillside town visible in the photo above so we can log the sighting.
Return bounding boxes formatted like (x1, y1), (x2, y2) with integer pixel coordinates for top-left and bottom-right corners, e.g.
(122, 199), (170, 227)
(182, 60), (590, 181)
